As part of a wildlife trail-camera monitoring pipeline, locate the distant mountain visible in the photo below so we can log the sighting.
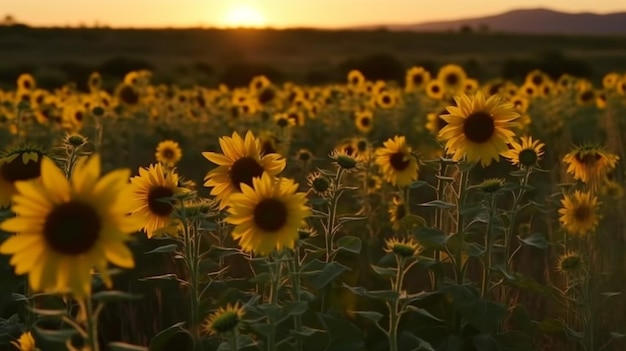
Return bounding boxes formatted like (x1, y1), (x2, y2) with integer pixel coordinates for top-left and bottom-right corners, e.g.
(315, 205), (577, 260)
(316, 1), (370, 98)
(361, 8), (626, 35)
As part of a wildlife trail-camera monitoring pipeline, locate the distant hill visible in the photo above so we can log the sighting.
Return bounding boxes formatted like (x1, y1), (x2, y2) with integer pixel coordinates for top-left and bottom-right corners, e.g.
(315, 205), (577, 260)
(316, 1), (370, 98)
(360, 8), (626, 35)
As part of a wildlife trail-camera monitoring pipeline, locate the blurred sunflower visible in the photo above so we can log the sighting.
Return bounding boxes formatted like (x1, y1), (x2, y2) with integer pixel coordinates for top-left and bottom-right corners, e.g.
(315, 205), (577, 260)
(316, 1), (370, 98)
(425, 108), (449, 137)
(438, 91), (519, 166)
(501, 136), (545, 168)
(405, 66), (431, 92)
(354, 110), (374, 134)
(525, 70), (547, 87)
(203, 131), (285, 209)
(155, 140), (182, 166)
(11, 331), (36, 351)
(384, 236), (422, 258)
(0, 147), (46, 208)
(307, 171), (333, 197)
(347, 70), (366, 89)
(558, 190), (601, 236)
(250, 75), (271, 92)
(204, 303), (245, 336)
(0, 155), (141, 297)
(376, 91), (396, 109)
(576, 89), (595, 106)
(115, 83), (141, 106)
(88, 72), (102, 92)
(426, 80), (444, 100)
(600, 179), (624, 200)
(274, 113), (294, 128)
(388, 196), (407, 231)
(375, 135), (419, 187)
(437, 64), (467, 94)
(602, 72), (620, 89)
(17, 74), (36, 91)
(225, 173), (310, 256)
(562, 144), (619, 191)
(128, 163), (187, 238)
(556, 251), (584, 274)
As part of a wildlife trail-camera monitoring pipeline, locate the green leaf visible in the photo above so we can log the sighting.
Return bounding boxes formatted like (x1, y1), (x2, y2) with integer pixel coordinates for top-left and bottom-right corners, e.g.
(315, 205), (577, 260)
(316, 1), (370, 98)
(415, 227), (448, 250)
(92, 291), (142, 303)
(408, 180), (429, 189)
(370, 264), (397, 277)
(144, 244), (178, 254)
(352, 311), (383, 323)
(29, 307), (67, 317)
(471, 335), (499, 351)
(404, 305), (443, 322)
(32, 323), (77, 344)
(311, 262), (350, 290)
(250, 322), (275, 337)
(399, 331), (435, 351)
(418, 200), (456, 209)
(509, 304), (535, 334)
(610, 332), (626, 339)
(336, 236), (362, 254)
(109, 342), (148, 351)
(249, 272), (272, 284)
(292, 326), (325, 337)
(149, 321), (191, 351)
(284, 301), (308, 317)
(138, 273), (180, 282)
(210, 246), (242, 259)
(466, 242), (486, 257)
(519, 233), (549, 249)
(400, 214), (427, 230)
(317, 312), (365, 351)
(366, 290), (399, 301)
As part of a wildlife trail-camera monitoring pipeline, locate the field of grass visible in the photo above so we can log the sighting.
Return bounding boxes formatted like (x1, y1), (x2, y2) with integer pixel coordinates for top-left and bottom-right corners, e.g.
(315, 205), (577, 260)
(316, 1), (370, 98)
(1, 28), (626, 351)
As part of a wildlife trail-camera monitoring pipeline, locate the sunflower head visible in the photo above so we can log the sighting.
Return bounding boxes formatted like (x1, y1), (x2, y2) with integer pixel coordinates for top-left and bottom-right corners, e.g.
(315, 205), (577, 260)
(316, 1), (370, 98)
(330, 148), (362, 172)
(354, 110), (374, 134)
(204, 303), (245, 336)
(155, 140), (182, 167)
(600, 179), (624, 200)
(562, 144), (619, 191)
(11, 331), (36, 351)
(438, 91), (519, 167)
(375, 135), (419, 187)
(388, 196), (408, 231)
(384, 237), (422, 259)
(556, 251), (584, 274)
(476, 178), (505, 194)
(298, 227), (318, 241)
(307, 171), (333, 197)
(225, 173), (311, 255)
(558, 190), (601, 237)
(274, 113), (294, 128)
(502, 136), (545, 168)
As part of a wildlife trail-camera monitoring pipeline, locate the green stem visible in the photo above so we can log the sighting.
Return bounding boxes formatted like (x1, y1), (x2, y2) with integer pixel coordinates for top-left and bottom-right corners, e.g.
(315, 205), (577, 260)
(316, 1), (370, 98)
(454, 168), (470, 285)
(505, 167), (531, 272)
(267, 255), (281, 351)
(229, 330), (239, 351)
(84, 297), (100, 351)
(324, 168), (345, 262)
(431, 159), (449, 290)
(290, 249), (304, 351)
(183, 216), (202, 351)
(481, 195), (495, 298)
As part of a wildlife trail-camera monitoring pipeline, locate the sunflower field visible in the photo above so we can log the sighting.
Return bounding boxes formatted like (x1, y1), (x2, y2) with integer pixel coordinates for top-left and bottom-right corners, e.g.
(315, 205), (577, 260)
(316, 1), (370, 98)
(1, 65), (626, 351)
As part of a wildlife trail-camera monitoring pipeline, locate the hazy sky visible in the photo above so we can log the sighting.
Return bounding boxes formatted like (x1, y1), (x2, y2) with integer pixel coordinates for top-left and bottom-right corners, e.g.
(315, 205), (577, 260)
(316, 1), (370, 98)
(4, 0), (626, 28)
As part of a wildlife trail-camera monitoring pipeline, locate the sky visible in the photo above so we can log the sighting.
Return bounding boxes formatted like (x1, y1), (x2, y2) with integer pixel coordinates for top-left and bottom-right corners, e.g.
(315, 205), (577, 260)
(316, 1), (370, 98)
(3, 0), (626, 28)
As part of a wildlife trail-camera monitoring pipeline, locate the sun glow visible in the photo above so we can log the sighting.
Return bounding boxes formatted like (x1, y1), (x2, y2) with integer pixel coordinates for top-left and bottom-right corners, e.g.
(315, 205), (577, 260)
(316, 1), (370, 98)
(222, 4), (267, 28)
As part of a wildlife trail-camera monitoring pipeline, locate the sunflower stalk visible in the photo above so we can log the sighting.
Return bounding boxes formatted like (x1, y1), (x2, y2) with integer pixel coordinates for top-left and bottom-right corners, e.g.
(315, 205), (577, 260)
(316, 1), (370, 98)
(480, 194), (497, 299)
(430, 158), (450, 290)
(180, 210), (204, 351)
(454, 167), (470, 285)
(324, 167), (345, 262)
(288, 248), (304, 351)
(504, 166), (532, 273)
(82, 297), (100, 351)
(266, 253), (283, 351)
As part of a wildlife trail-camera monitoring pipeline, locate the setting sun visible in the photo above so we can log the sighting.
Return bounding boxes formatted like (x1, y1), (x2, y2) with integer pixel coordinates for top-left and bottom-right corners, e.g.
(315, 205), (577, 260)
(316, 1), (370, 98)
(222, 4), (267, 28)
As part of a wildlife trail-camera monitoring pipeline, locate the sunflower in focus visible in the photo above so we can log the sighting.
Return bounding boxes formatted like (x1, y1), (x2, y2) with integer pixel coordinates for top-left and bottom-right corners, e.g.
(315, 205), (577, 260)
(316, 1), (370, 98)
(375, 135), (419, 187)
(11, 331), (36, 351)
(0, 155), (141, 298)
(558, 190), (601, 236)
(562, 144), (619, 192)
(0, 148), (46, 208)
(225, 173), (310, 256)
(203, 131), (286, 209)
(203, 303), (245, 336)
(501, 136), (545, 168)
(128, 163), (187, 238)
(155, 140), (182, 166)
(438, 91), (519, 166)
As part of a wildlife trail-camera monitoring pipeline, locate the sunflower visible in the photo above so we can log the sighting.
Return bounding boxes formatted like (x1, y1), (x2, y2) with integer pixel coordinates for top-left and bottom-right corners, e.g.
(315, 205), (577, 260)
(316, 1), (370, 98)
(330, 148), (363, 172)
(425, 108), (449, 137)
(602, 72), (620, 89)
(249, 75), (271, 92)
(0, 155), (141, 298)
(307, 171), (333, 197)
(556, 251), (584, 274)
(600, 179), (624, 200)
(274, 113), (295, 128)
(576, 89), (595, 106)
(11, 331), (36, 351)
(501, 136), (545, 168)
(388, 196), (407, 231)
(384, 237), (422, 258)
(364, 173), (383, 194)
(376, 91), (396, 109)
(0, 148), (46, 208)
(347, 70), (366, 89)
(128, 163), (187, 238)
(295, 148), (313, 165)
(405, 66), (431, 92)
(225, 173), (310, 256)
(437, 64), (467, 93)
(438, 91), (519, 166)
(115, 83), (140, 106)
(355, 110), (374, 133)
(375, 136), (419, 187)
(17, 74), (36, 91)
(155, 140), (182, 166)
(558, 190), (601, 236)
(203, 303), (245, 336)
(203, 131), (286, 209)
(88, 72), (102, 92)
(426, 80), (444, 100)
(525, 70), (547, 87)
(562, 144), (619, 192)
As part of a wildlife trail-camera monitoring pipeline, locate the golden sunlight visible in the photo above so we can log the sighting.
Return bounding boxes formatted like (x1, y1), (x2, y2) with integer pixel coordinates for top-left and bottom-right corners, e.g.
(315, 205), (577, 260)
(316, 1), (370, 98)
(222, 4), (267, 28)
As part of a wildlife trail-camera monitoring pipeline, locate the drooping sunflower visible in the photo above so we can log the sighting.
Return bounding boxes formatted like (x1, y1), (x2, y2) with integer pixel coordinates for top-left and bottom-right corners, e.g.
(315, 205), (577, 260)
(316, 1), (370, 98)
(0, 155), (141, 298)
(438, 91), (519, 166)
(562, 144), (619, 191)
(375, 136), (419, 187)
(384, 237), (422, 258)
(501, 136), (545, 168)
(225, 173), (310, 256)
(0, 147), (47, 208)
(11, 331), (36, 351)
(203, 303), (246, 336)
(558, 190), (601, 236)
(388, 196), (407, 231)
(203, 131), (286, 209)
(128, 163), (187, 238)
(155, 140), (182, 166)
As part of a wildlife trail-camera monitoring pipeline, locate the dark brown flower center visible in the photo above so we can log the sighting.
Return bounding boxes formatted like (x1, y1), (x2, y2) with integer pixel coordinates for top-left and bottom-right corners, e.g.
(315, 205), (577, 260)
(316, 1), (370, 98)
(44, 202), (101, 255)
(580, 91), (594, 102)
(445, 73), (459, 86)
(573, 205), (591, 222)
(258, 88), (276, 104)
(412, 74), (424, 85)
(253, 198), (288, 232)
(277, 117), (289, 127)
(394, 204), (406, 221)
(162, 148), (175, 160)
(389, 152), (410, 171)
(463, 111), (495, 143)
(148, 186), (175, 216)
(119, 85), (139, 105)
(298, 151), (311, 162)
(230, 157), (264, 191)
(531, 75), (543, 86)
(431, 85), (440, 93)
(359, 116), (371, 127)
(381, 95), (391, 105)
(575, 152), (601, 166)
(1, 153), (42, 183)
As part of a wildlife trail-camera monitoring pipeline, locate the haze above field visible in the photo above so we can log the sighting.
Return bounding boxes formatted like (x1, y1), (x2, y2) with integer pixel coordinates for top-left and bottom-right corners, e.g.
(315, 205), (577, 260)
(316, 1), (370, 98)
(3, 0), (626, 29)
